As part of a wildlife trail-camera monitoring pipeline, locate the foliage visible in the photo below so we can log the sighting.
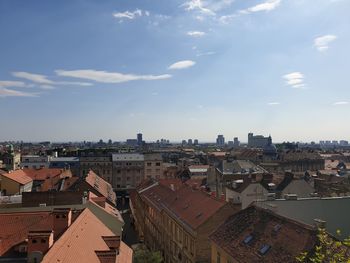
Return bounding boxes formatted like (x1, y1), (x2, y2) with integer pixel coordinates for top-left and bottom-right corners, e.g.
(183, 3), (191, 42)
(133, 245), (163, 263)
(296, 228), (350, 263)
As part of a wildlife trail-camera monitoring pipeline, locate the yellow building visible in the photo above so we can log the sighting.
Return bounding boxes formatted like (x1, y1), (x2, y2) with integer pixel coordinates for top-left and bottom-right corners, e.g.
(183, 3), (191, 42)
(0, 170), (33, 195)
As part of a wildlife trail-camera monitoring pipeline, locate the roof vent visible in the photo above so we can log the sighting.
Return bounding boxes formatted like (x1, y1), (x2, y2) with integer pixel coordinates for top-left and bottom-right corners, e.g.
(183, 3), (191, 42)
(259, 244), (271, 255)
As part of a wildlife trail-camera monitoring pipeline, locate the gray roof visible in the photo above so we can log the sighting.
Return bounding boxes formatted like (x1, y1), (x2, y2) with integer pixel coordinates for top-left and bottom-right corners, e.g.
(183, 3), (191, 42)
(50, 157), (79, 162)
(256, 196), (350, 240)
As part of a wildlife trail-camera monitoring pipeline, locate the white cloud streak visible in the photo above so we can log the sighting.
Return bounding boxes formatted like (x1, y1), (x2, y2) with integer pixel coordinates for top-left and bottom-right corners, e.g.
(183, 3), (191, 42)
(12, 72), (53, 85)
(333, 101), (349, 105)
(113, 9), (144, 20)
(240, 0), (281, 14)
(187, 31), (206, 37)
(0, 88), (37, 97)
(0, 81), (28, 88)
(314, 35), (337, 52)
(268, 102), (280, 105)
(182, 0), (216, 15)
(55, 69), (171, 83)
(283, 72), (306, 89)
(168, 60), (196, 70)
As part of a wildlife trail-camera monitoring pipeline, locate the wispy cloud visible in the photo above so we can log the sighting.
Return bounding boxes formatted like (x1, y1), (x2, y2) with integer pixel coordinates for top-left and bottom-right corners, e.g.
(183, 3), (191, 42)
(240, 0), (281, 14)
(0, 80), (28, 88)
(168, 60), (196, 70)
(182, 0), (215, 15)
(314, 35), (337, 52)
(268, 102), (281, 105)
(12, 72), (53, 85)
(196, 51), (216, 57)
(113, 9), (149, 21)
(0, 88), (37, 97)
(187, 31), (206, 37)
(283, 72), (306, 89)
(55, 69), (171, 83)
(333, 101), (349, 105)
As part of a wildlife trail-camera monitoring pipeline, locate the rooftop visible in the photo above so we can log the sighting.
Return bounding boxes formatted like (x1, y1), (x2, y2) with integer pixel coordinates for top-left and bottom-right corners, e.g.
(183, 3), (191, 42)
(1, 170), (33, 185)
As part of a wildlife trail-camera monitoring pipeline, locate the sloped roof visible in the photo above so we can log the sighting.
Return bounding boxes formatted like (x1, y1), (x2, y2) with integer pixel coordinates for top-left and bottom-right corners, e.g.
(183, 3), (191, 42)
(141, 183), (226, 230)
(116, 241), (133, 263)
(23, 168), (71, 181)
(42, 208), (116, 263)
(0, 211), (53, 256)
(210, 206), (317, 263)
(85, 170), (116, 205)
(1, 170), (33, 185)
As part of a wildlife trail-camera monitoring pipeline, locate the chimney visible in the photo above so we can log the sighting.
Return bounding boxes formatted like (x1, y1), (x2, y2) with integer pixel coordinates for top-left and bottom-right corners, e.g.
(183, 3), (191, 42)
(27, 230), (54, 262)
(52, 208), (72, 239)
(314, 218), (326, 229)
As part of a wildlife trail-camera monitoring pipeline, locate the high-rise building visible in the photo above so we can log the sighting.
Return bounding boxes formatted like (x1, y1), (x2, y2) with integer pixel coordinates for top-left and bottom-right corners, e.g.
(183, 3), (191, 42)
(233, 137), (240, 148)
(248, 133), (270, 148)
(194, 139), (199, 145)
(188, 139), (193, 146)
(216, 135), (225, 146)
(137, 133), (143, 146)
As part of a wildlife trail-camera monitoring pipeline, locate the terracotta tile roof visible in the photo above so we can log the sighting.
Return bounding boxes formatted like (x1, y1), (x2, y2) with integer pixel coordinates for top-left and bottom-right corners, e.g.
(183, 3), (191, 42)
(141, 183), (226, 230)
(0, 211), (53, 256)
(1, 170), (33, 185)
(115, 241), (133, 263)
(85, 170), (116, 205)
(42, 208), (116, 263)
(23, 168), (72, 181)
(210, 206), (317, 263)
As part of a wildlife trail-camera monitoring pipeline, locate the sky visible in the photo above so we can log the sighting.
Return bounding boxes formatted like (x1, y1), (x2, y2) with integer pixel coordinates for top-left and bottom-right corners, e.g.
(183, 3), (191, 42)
(0, 0), (349, 143)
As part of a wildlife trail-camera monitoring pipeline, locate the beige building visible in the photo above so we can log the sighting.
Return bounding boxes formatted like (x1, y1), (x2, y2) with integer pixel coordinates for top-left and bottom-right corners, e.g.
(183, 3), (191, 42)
(0, 170), (33, 195)
(144, 153), (163, 180)
(112, 153), (144, 189)
(80, 155), (113, 184)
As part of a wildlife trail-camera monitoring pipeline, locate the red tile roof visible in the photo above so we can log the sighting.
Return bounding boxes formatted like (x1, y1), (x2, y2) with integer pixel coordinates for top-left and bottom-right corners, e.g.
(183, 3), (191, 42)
(42, 208), (118, 263)
(1, 170), (33, 185)
(116, 241), (133, 263)
(141, 183), (226, 229)
(0, 211), (53, 255)
(85, 171), (116, 205)
(23, 168), (72, 181)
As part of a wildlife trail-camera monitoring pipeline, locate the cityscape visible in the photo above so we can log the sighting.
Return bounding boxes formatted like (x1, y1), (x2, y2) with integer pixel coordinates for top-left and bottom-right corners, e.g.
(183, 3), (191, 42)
(1, 0), (350, 263)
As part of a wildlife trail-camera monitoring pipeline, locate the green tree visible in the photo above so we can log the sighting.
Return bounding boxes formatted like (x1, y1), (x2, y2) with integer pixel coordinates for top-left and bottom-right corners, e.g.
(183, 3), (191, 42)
(296, 228), (350, 263)
(133, 245), (163, 263)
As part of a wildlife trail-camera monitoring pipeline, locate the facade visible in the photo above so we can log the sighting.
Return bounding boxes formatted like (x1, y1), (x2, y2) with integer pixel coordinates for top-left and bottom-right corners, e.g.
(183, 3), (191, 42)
(144, 153), (163, 180)
(112, 153), (144, 189)
(248, 133), (270, 148)
(79, 155), (113, 183)
(137, 133), (143, 146)
(1, 145), (21, 171)
(49, 157), (80, 176)
(216, 135), (225, 146)
(131, 180), (239, 263)
(210, 206), (317, 263)
(0, 170), (33, 195)
(20, 155), (50, 169)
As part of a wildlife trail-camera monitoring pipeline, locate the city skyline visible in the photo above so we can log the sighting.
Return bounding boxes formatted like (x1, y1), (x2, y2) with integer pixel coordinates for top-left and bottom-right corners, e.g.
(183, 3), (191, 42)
(1, 0), (349, 142)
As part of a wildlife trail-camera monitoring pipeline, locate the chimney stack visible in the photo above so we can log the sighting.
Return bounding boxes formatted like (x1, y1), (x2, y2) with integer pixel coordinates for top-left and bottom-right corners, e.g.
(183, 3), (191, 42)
(52, 208), (72, 239)
(27, 230), (54, 262)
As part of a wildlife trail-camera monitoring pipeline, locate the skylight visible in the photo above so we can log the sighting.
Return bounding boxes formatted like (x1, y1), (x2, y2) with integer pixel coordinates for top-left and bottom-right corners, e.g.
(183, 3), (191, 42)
(259, 244), (271, 255)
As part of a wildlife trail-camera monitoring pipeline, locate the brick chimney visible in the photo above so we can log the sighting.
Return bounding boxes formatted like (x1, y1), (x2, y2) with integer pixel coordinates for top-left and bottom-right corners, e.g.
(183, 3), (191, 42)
(27, 230), (54, 254)
(52, 208), (72, 239)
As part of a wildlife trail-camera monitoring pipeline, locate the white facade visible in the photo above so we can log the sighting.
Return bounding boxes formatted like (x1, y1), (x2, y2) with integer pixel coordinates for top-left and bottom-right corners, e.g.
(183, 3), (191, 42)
(20, 155), (51, 169)
(226, 183), (268, 209)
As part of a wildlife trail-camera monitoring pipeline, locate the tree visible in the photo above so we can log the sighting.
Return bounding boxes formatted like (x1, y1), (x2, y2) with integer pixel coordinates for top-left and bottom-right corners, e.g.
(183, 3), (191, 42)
(133, 245), (163, 263)
(296, 228), (350, 263)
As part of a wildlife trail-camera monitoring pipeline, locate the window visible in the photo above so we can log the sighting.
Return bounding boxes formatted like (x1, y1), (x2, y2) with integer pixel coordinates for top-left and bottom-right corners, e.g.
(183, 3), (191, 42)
(32, 239), (37, 244)
(156, 162), (161, 166)
(147, 162), (152, 166)
(41, 239), (46, 243)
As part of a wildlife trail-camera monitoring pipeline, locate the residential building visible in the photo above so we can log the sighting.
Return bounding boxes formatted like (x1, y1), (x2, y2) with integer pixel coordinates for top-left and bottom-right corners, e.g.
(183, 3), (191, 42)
(248, 133), (270, 148)
(144, 153), (163, 180)
(20, 155), (50, 169)
(210, 205), (317, 263)
(216, 135), (225, 146)
(0, 170), (33, 195)
(49, 157), (80, 176)
(131, 180), (239, 263)
(112, 153), (144, 189)
(79, 154), (113, 183)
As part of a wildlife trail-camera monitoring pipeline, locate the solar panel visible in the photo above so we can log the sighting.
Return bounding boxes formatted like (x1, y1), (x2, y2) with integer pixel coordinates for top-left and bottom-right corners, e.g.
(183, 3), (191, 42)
(243, 235), (253, 245)
(259, 244), (271, 255)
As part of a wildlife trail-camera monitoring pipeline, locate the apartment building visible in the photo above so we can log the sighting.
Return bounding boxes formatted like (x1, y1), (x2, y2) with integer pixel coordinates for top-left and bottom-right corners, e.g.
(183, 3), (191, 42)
(144, 153), (163, 180)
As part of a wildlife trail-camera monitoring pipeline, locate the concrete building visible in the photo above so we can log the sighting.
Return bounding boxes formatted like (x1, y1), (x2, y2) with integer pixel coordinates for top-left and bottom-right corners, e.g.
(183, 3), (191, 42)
(112, 153), (144, 189)
(20, 155), (51, 169)
(248, 133), (271, 148)
(216, 135), (225, 146)
(144, 153), (163, 180)
(79, 155), (113, 184)
(137, 133), (143, 146)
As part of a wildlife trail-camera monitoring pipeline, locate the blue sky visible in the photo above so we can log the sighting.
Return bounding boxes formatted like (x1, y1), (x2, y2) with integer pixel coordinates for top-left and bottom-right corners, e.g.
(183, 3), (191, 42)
(0, 0), (349, 142)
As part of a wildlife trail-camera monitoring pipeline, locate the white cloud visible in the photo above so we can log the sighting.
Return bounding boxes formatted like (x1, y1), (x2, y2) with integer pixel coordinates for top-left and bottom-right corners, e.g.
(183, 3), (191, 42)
(0, 80), (28, 88)
(283, 72), (306, 89)
(55, 69), (171, 83)
(0, 88), (37, 97)
(240, 0), (281, 14)
(187, 31), (206, 37)
(182, 0), (215, 15)
(314, 35), (337, 52)
(113, 9), (144, 20)
(196, 51), (216, 57)
(333, 101), (349, 105)
(168, 60), (196, 70)
(268, 102), (280, 105)
(12, 72), (53, 85)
